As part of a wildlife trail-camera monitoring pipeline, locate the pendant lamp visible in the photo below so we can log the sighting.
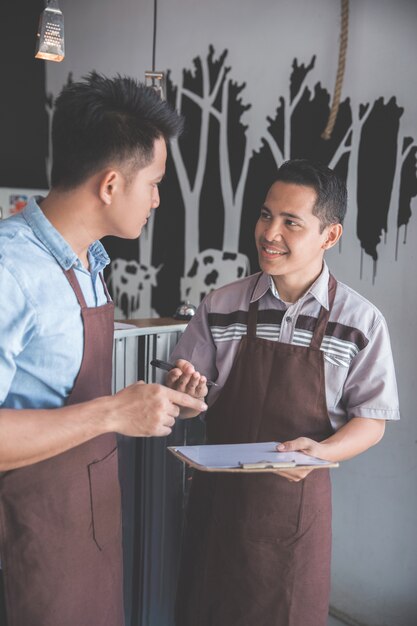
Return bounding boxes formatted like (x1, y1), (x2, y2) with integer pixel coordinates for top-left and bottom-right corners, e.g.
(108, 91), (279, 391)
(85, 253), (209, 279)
(35, 0), (65, 63)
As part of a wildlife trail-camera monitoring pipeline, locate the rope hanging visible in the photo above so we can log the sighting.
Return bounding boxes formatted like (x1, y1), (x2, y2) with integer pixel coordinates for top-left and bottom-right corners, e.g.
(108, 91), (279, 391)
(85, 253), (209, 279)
(322, 0), (349, 140)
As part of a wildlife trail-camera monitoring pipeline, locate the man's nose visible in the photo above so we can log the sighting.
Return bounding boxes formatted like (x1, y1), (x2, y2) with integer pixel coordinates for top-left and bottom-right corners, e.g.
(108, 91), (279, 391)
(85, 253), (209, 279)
(264, 219), (283, 242)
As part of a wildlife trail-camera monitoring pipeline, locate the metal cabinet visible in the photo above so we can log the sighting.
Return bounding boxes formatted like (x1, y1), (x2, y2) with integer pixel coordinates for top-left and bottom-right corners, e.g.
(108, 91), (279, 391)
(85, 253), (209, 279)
(112, 320), (205, 626)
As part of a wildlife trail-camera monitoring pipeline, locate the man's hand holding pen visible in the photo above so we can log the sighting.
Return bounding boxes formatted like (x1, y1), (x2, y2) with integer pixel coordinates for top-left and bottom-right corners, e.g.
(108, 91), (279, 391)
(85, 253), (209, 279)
(164, 359), (209, 419)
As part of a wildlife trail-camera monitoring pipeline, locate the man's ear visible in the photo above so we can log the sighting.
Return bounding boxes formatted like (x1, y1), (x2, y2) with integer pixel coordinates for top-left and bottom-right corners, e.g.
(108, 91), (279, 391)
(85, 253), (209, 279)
(322, 223), (343, 250)
(98, 170), (119, 205)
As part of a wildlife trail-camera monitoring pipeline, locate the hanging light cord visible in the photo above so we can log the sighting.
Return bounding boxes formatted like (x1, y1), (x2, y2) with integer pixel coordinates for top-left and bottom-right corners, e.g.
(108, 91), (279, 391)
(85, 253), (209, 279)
(322, 0), (349, 140)
(152, 0), (158, 73)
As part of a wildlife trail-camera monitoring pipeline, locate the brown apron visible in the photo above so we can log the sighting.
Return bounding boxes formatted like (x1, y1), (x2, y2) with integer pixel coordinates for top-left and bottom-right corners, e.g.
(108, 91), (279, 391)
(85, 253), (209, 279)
(176, 274), (337, 626)
(0, 268), (124, 626)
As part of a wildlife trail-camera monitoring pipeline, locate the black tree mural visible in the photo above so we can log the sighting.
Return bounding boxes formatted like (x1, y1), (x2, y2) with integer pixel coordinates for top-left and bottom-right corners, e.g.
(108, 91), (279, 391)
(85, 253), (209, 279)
(357, 98), (402, 272)
(106, 48), (416, 316)
(3, 42), (414, 316)
(243, 56), (416, 279)
(109, 46), (254, 317)
(167, 46), (252, 307)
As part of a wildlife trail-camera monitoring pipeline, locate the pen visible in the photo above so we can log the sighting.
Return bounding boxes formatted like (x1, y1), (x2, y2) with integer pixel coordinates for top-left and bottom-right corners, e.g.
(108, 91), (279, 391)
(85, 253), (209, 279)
(150, 359), (219, 387)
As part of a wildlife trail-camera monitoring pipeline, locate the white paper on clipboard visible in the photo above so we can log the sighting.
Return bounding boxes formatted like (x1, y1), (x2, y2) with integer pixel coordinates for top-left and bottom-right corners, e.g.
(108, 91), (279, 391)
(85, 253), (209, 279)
(168, 441), (339, 473)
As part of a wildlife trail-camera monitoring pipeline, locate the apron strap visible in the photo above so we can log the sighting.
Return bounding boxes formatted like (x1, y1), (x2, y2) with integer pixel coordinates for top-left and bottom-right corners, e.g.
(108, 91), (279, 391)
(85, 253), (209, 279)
(247, 273), (263, 338)
(99, 272), (112, 303)
(63, 269), (112, 308)
(63, 268), (87, 309)
(310, 273), (337, 350)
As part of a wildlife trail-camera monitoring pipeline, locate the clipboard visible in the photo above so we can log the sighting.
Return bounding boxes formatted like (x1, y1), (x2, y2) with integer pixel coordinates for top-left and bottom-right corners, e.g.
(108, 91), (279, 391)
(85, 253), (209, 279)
(168, 441), (339, 473)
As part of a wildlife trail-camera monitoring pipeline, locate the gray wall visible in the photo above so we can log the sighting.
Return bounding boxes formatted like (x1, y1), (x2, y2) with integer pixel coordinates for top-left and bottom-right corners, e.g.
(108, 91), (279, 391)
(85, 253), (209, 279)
(16, 1), (417, 624)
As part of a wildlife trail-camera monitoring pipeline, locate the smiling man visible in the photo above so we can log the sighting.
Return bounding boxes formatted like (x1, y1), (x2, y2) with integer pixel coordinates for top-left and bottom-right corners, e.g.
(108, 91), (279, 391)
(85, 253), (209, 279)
(0, 73), (207, 626)
(256, 179), (341, 301)
(166, 159), (400, 626)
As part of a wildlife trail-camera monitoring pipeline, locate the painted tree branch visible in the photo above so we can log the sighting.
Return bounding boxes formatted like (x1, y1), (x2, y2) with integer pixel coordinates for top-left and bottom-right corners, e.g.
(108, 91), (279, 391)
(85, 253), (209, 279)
(170, 53), (229, 270)
(329, 102), (371, 170)
(215, 78), (252, 250)
(263, 129), (284, 168)
(387, 134), (416, 238)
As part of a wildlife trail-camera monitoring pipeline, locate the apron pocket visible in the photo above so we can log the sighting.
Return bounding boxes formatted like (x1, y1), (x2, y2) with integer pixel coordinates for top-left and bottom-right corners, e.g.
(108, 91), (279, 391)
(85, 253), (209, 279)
(213, 474), (305, 543)
(88, 447), (121, 550)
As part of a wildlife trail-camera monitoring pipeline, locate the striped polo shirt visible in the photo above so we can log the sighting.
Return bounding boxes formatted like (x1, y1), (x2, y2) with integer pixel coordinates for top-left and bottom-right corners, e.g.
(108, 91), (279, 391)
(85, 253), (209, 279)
(170, 263), (400, 431)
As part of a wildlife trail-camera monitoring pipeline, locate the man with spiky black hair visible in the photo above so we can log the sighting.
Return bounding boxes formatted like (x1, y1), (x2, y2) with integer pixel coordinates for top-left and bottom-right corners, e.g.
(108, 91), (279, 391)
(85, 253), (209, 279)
(0, 73), (207, 626)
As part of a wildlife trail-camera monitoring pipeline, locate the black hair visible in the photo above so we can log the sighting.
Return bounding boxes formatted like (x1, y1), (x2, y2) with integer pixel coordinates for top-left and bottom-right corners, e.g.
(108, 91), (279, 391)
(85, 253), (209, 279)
(275, 159), (347, 231)
(51, 72), (184, 189)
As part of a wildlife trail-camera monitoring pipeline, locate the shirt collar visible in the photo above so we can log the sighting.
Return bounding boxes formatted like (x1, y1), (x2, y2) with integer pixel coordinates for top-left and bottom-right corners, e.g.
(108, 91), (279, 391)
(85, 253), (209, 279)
(250, 272), (271, 302)
(88, 241), (111, 274)
(22, 196), (110, 272)
(307, 262), (330, 309)
(250, 263), (330, 309)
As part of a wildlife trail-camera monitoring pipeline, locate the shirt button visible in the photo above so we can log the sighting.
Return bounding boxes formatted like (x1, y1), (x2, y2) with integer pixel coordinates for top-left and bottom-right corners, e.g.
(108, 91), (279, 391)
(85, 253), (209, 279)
(286, 316), (292, 323)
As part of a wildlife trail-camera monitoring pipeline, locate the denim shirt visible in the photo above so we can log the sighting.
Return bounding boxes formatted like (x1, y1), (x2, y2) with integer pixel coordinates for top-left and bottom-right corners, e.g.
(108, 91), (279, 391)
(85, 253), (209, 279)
(0, 197), (110, 409)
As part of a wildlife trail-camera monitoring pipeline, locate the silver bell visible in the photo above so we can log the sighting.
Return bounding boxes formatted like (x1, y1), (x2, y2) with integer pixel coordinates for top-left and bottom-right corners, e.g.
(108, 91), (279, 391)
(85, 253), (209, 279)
(174, 300), (197, 321)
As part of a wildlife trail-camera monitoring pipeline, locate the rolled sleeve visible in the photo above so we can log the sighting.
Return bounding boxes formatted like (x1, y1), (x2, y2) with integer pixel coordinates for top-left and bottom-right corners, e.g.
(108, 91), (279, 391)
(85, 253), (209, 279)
(170, 293), (218, 382)
(342, 316), (400, 421)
